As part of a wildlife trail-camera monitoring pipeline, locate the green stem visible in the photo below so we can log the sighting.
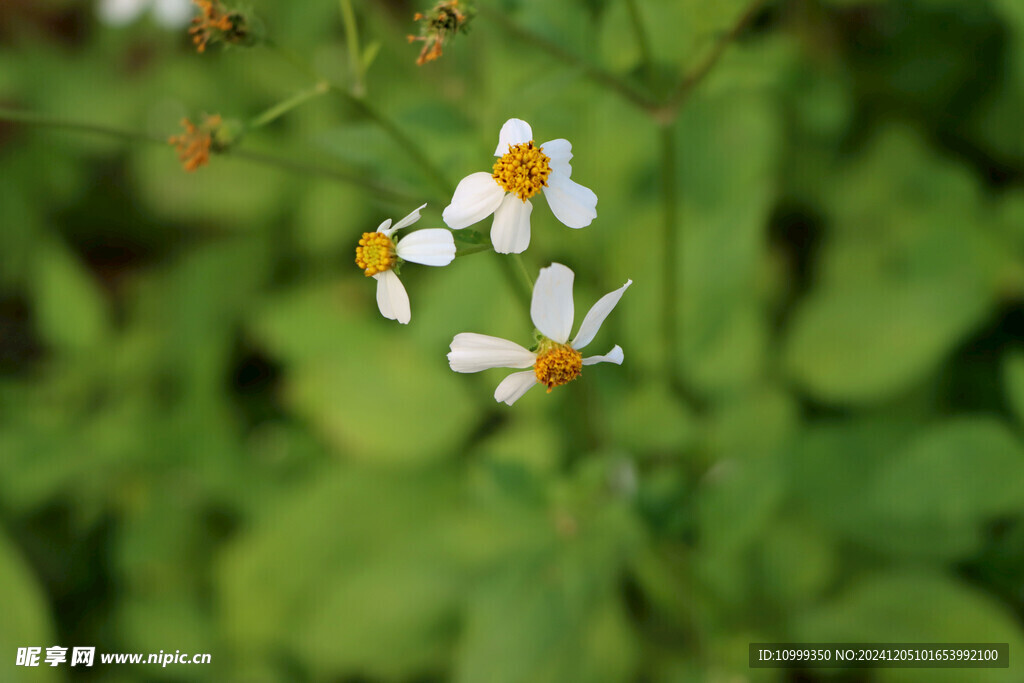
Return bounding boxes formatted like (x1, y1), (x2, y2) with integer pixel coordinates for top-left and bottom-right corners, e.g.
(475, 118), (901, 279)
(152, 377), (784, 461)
(266, 41), (452, 201)
(510, 252), (535, 290)
(0, 106), (166, 144)
(248, 81), (329, 129)
(478, 6), (659, 113)
(455, 243), (491, 257)
(231, 148), (420, 203)
(328, 83), (454, 201)
(496, 253), (534, 311)
(659, 123), (679, 377)
(661, 0), (767, 118)
(623, 0), (653, 76)
(0, 106), (416, 202)
(339, 0), (365, 96)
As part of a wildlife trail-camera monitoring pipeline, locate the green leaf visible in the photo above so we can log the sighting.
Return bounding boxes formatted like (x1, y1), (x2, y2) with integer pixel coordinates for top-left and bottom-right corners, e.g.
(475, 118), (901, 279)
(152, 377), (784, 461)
(784, 279), (990, 404)
(0, 533), (58, 682)
(31, 237), (110, 352)
(674, 86), (781, 395)
(857, 418), (1024, 558)
(455, 502), (641, 683)
(794, 572), (1024, 683)
(607, 383), (697, 455)
(220, 466), (481, 679)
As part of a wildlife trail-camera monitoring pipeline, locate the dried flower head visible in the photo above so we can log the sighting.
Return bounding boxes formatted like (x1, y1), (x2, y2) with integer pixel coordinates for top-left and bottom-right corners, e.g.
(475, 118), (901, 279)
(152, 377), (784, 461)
(168, 114), (238, 172)
(188, 0), (255, 52)
(407, 0), (473, 66)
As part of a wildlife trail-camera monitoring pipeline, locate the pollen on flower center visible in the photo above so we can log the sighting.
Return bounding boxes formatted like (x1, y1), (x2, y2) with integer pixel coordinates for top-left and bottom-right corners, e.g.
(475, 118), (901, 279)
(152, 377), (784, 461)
(355, 232), (397, 276)
(492, 141), (552, 201)
(533, 343), (582, 392)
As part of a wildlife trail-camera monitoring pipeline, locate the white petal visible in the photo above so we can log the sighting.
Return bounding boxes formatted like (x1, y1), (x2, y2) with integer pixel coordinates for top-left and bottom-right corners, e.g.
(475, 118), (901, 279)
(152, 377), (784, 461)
(493, 371), (538, 406)
(494, 118), (534, 155)
(374, 270), (411, 325)
(571, 279), (632, 350)
(390, 203), (428, 232)
(531, 263), (574, 344)
(442, 173), (505, 230)
(448, 333), (536, 373)
(153, 0), (193, 27)
(540, 138), (573, 177)
(98, 0), (147, 25)
(490, 194), (533, 254)
(543, 171), (597, 229)
(582, 345), (624, 366)
(395, 229), (456, 266)
(375, 218), (393, 234)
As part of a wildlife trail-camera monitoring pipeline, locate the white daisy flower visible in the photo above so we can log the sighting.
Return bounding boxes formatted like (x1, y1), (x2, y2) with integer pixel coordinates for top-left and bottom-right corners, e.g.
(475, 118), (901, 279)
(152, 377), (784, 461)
(448, 263), (631, 405)
(97, 0), (194, 27)
(356, 204), (456, 325)
(442, 118), (598, 254)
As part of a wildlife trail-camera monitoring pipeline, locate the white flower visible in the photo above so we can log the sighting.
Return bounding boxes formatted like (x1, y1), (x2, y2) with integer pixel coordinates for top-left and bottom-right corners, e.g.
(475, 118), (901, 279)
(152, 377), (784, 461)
(442, 118), (598, 254)
(97, 0), (194, 27)
(448, 263), (631, 405)
(356, 204), (456, 325)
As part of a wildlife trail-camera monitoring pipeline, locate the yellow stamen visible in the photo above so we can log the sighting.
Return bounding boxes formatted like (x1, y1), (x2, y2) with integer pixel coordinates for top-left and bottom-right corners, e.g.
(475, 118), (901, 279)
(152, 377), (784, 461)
(355, 232), (397, 276)
(493, 141), (551, 201)
(533, 342), (582, 392)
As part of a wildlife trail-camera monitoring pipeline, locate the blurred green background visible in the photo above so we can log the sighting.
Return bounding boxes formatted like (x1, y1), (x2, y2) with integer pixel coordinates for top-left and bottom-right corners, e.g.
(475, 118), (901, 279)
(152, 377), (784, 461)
(3, 0), (1024, 680)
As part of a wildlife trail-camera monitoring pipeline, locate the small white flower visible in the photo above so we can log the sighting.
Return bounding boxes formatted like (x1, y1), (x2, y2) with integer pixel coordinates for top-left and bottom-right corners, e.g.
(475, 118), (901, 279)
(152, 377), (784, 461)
(356, 204), (456, 325)
(442, 118), (598, 254)
(97, 0), (194, 27)
(448, 263), (631, 405)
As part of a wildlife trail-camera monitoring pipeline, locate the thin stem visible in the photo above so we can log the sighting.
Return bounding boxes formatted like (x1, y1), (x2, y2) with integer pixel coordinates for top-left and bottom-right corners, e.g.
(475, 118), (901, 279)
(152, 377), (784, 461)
(0, 106), (166, 144)
(0, 106), (416, 203)
(455, 243), (491, 257)
(266, 41), (453, 201)
(478, 6), (659, 113)
(510, 252), (535, 290)
(249, 81), (329, 129)
(623, 0), (654, 75)
(659, 123), (679, 381)
(328, 84), (453, 201)
(231, 149), (420, 203)
(662, 0), (767, 117)
(339, 0), (365, 96)
(496, 253), (534, 311)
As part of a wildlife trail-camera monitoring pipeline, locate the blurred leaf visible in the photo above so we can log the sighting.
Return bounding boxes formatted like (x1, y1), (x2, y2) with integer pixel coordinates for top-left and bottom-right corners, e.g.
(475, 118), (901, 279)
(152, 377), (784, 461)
(795, 572), (1024, 683)
(220, 464), (549, 680)
(455, 502), (641, 683)
(0, 533), (57, 682)
(675, 85), (781, 395)
(784, 279), (990, 404)
(856, 417), (1024, 558)
(31, 237), (111, 353)
(252, 281), (477, 463)
(785, 128), (1002, 404)
(607, 383), (696, 455)
(696, 451), (785, 556)
(752, 518), (837, 610)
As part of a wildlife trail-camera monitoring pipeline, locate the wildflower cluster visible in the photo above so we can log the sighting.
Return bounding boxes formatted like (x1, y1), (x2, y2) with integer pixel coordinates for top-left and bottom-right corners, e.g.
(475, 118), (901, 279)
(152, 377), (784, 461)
(166, 4), (627, 405)
(347, 118), (627, 406)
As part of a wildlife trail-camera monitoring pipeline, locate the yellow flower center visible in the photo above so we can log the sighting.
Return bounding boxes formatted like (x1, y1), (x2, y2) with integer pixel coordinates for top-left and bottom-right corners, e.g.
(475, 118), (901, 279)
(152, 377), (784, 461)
(492, 141), (552, 201)
(355, 232), (397, 276)
(533, 342), (582, 392)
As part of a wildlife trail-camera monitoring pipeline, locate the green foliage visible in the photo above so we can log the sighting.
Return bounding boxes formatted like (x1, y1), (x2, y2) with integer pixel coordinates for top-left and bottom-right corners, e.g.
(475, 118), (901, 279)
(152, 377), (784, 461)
(2, 0), (1024, 681)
